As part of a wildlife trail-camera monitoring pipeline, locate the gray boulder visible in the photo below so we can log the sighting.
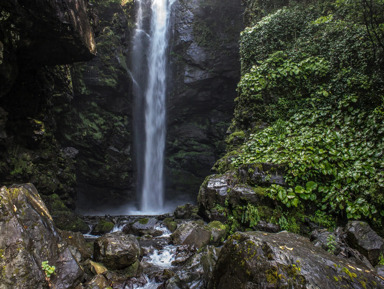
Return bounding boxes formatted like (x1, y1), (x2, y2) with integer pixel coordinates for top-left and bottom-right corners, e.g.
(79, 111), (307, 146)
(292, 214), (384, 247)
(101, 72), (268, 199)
(0, 184), (83, 289)
(171, 221), (211, 249)
(123, 217), (162, 237)
(211, 231), (384, 289)
(94, 232), (141, 270)
(345, 221), (384, 266)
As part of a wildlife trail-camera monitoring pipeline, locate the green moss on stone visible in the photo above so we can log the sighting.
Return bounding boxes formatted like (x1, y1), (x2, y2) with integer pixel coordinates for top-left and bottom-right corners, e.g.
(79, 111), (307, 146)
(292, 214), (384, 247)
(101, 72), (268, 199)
(93, 220), (114, 235)
(163, 218), (177, 232)
(138, 218), (149, 225)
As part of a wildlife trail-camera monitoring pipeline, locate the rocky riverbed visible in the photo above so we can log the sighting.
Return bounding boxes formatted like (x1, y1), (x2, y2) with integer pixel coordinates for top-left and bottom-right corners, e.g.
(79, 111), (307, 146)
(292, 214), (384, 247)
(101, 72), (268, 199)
(1, 184), (384, 289)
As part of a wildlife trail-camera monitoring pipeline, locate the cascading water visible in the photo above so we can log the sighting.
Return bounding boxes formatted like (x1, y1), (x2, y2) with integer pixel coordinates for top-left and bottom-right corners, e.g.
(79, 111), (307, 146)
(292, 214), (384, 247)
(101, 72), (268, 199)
(131, 0), (175, 213)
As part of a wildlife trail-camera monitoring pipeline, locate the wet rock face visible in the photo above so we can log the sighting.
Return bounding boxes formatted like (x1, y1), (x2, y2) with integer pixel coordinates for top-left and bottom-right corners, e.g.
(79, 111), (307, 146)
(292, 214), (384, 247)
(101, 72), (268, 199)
(211, 231), (384, 289)
(165, 0), (244, 201)
(62, 0), (135, 211)
(94, 232), (141, 270)
(0, 184), (84, 289)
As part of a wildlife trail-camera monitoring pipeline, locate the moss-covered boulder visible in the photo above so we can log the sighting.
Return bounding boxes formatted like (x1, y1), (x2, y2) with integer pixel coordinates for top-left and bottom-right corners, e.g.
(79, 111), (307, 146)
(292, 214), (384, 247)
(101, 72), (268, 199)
(91, 219), (115, 235)
(0, 184), (84, 288)
(174, 203), (200, 220)
(206, 221), (227, 246)
(211, 231), (384, 289)
(163, 217), (178, 233)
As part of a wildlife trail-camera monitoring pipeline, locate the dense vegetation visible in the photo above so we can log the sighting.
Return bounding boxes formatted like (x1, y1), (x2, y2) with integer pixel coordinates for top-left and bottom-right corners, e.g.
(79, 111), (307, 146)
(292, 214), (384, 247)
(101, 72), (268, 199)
(217, 0), (384, 230)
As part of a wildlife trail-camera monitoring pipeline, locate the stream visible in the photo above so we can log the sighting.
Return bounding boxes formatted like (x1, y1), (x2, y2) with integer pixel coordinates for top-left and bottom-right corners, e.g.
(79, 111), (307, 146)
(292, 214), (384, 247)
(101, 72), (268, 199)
(83, 215), (185, 289)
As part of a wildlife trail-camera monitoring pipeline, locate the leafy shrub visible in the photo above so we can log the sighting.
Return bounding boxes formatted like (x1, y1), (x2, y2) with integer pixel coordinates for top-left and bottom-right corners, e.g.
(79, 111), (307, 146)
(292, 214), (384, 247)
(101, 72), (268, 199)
(227, 0), (384, 226)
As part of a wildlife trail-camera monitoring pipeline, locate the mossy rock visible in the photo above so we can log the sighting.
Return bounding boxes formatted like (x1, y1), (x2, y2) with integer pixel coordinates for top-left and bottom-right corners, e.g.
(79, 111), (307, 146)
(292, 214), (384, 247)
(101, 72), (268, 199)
(163, 217), (178, 233)
(138, 218), (149, 225)
(92, 220), (115, 235)
(44, 194), (89, 233)
(52, 211), (89, 233)
(206, 220), (227, 245)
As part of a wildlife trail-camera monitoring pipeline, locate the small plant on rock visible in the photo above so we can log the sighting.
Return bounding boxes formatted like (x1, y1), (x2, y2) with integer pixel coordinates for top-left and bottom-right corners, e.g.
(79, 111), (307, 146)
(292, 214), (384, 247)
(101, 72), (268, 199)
(326, 234), (337, 254)
(42, 261), (56, 287)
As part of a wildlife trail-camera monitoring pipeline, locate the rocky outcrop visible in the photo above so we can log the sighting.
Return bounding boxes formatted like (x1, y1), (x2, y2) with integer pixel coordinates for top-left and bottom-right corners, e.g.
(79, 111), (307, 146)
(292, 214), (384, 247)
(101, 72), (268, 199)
(211, 231), (384, 289)
(0, 184), (84, 289)
(198, 171), (276, 221)
(0, 0), (95, 97)
(0, 0), (95, 66)
(165, 0), (244, 201)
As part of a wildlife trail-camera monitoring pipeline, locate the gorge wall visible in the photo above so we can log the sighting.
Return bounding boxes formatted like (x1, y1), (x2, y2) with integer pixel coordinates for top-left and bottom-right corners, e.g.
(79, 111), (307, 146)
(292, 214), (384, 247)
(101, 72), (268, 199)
(61, 0), (136, 212)
(0, 0), (96, 228)
(166, 0), (244, 202)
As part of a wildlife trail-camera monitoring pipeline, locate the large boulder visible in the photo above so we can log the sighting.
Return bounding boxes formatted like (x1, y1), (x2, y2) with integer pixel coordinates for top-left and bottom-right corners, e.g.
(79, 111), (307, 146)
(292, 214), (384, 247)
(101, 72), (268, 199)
(0, 184), (84, 289)
(94, 232), (141, 270)
(345, 221), (384, 266)
(211, 231), (384, 289)
(171, 221), (211, 249)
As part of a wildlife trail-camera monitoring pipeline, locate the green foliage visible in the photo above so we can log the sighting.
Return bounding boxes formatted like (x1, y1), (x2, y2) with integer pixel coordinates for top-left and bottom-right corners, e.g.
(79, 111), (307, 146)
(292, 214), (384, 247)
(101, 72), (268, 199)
(326, 234), (337, 254)
(41, 261), (56, 279)
(309, 210), (336, 229)
(278, 215), (300, 233)
(378, 253), (384, 265)
(233, 107), (384, 221)
(229, 0), (384, 225)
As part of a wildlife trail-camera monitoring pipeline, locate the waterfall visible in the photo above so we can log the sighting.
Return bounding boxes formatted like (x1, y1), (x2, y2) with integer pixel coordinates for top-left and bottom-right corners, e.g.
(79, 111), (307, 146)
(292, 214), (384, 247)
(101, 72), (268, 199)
(131, 0), (174, 213)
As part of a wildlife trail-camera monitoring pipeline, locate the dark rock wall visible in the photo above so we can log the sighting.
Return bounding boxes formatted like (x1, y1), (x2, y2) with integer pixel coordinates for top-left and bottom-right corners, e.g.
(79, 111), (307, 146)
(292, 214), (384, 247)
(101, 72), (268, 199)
(61, 0), (136, 212)
(0, 0), (96, 211)
(166, 0), (244, 202)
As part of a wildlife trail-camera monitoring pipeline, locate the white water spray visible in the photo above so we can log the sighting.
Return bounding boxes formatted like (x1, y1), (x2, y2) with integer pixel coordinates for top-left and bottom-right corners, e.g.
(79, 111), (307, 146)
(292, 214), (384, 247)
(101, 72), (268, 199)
(131, 0), (175, 213)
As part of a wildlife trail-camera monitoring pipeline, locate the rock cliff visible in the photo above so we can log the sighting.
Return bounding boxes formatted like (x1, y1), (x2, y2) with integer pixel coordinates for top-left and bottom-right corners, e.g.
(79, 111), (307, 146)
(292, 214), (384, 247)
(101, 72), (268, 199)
(0, 0), (96, 226)
(166, 0), (244, 201)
